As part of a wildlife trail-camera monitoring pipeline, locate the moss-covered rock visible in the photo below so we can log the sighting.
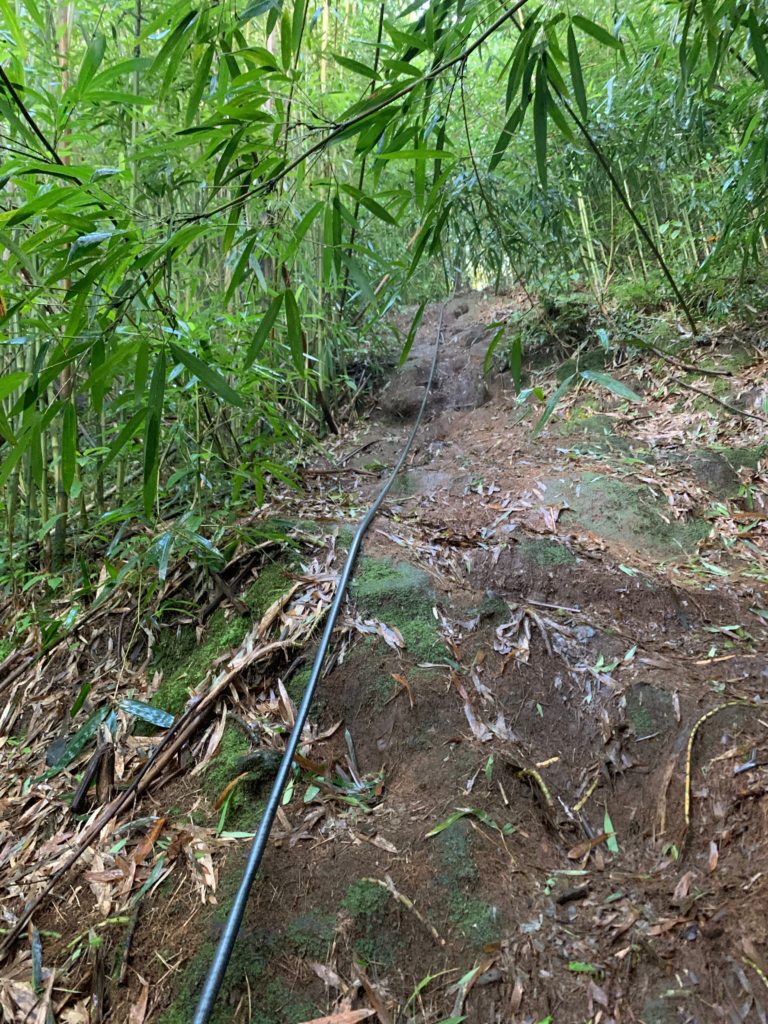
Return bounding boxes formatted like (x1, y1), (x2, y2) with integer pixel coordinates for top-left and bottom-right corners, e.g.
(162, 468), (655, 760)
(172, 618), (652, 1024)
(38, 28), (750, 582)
(544, 472), (710, 560)
(350, 558), (442, 662)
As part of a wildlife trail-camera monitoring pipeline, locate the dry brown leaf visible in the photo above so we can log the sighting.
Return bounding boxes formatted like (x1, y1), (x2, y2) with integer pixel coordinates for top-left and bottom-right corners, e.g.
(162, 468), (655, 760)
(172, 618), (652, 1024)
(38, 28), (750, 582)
(567, 832), (612, 860)
(390, 672), (415, 709)
(128, 977), (150, 1024)
(359, 971), (392, 1024)
(132, 817), (167, 863)
(510, 978), (524, 1013)
(672, 871), (696, 904)
(708, 841), (719, 873)
(84, 869), (126, 884)
(309, 962), (346, 991)
(60, 1002), (90, 1023)
(463, 702), (492, 742)
(214, 772), (250, 811)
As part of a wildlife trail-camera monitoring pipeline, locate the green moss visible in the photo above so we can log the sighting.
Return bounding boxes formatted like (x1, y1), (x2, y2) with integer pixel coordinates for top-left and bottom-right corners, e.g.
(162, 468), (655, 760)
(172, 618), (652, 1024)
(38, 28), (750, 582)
(350, 558), (442, 662)
(352, 934), (396, 968)
(0, 637), (12, 663)
(547, 472), (710, 560)
(434, 819), (478, 886)
(149, 559), (292, 720)
(716, 443), (768, 471)
(252, 979), (319, 1024)
(478, 593), (511, 623)
(201, 725), (268, 832)
(159, 929), (275, 1024)
(286, 666), (311, 706)
(203, 725), (250, 802)
(245, 560), (293, 619)
(517, 537), (576, 568)
(625, 683), (675, 738)
(285, 913), (336, 959)
(366, 674), (397, 710)
(342, 879), (397, 966)
(432, 820), (501, 948)
(342, 879), (389, 918)
(448, 893), (500, 947)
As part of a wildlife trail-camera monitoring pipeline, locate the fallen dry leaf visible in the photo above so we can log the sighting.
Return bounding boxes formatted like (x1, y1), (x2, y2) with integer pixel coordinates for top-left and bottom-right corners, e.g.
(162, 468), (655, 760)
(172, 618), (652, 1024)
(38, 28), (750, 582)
(128, 978), (150, 1024)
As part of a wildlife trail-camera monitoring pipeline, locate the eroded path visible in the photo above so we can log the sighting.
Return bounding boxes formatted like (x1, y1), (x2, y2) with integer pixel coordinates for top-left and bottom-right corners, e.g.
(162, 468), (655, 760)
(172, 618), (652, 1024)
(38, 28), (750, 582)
(2, 294), (767, 1024)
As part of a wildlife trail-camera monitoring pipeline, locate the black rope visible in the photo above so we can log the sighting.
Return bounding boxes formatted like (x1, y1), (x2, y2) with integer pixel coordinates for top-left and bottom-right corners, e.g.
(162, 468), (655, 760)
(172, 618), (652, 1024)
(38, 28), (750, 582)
(192, 302), (447, 1024)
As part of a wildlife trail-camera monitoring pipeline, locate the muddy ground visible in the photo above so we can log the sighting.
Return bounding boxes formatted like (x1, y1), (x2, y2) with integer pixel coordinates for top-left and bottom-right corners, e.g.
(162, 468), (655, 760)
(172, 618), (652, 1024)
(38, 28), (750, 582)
(2, 293), (767, 1024)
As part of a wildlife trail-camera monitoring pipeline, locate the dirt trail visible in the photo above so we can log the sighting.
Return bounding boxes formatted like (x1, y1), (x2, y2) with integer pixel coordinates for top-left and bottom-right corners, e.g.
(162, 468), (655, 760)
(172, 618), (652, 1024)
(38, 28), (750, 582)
(2, 293), (767, 1024)
(195, 295), (767, 1024)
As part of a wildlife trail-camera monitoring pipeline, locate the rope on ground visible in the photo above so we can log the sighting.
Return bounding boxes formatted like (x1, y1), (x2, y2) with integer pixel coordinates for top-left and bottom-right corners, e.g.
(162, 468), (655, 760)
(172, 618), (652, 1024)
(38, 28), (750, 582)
(191, 301), (448, 1024)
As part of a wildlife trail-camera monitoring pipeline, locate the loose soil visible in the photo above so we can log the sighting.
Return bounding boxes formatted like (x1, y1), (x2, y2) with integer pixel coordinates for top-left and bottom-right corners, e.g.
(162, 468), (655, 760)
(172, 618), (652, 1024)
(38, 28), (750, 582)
(2, 293), (767, 1024)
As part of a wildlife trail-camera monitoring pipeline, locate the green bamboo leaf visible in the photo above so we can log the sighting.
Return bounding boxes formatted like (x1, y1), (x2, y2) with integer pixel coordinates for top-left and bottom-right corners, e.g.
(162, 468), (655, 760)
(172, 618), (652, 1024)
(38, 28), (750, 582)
(341, 186), (398, 225)
(0, 371), (26, 400)
(533, 60), (548, 189)
(120, 699), (175, 728)
(400, 301), (427, 366)
(505, 25), (534, 112)
(284, 288), (305, 375)
(341, 255), (375, 304)
(169, 343), (245, 407)
(239, 0), (280, 24)
(70, 680), (92, 718)
(332, 52), (379, 79)
(151, 9), (197, 79)
(185, 42), (214, 126)
(61, 400), (77, 495)
(509, 334), (523, 392)
(547, 95), (576, 143)
(281, 6), (292, 69)
(580, 370), (642, 402)
(572, 15), (623, 51)
(225, 238), (256, 305)
(425, 809), (473, 837)
(284, 201), (324, 261)
(484, 325), (507, 374)
(332, 196), (343, 276)
(533, 373), (575, 436)
(42, 706), (110, 778)
(748, 11), (768, 87)
(244, 293), (283, 368)
(322, 202), (335, 286)
(291, 0), (306, 53)
(567, 26), (588, 120)
(0, 402), (59, 490)
(75, 32), (106, 96)
(376, 149), (452, 160)
(68, 231), (114, 263)
(604, 810), (619, 853)
(489, 104), (524, 171)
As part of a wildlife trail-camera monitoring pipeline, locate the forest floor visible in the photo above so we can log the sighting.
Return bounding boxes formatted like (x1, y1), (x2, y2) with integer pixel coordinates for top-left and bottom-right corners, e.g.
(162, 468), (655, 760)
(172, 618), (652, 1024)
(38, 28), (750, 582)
(2, 292), (768, 1024)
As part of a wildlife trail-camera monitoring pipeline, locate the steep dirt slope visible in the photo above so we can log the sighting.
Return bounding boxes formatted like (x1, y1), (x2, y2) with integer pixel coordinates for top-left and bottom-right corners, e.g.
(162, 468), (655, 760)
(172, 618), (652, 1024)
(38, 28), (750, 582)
(2, 293), (767, 1024)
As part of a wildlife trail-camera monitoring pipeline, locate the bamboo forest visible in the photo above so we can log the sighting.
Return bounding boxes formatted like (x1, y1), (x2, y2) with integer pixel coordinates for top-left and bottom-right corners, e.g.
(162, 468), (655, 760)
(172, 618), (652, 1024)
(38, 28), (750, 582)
(0, 0), (767, 1021)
